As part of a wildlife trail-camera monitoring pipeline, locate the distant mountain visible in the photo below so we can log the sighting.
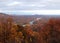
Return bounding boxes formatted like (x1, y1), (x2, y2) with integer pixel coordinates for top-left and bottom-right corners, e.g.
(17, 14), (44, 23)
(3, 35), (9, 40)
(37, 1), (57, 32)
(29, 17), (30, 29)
(0, 13), (60, 25)
(0, 13), (13, 18)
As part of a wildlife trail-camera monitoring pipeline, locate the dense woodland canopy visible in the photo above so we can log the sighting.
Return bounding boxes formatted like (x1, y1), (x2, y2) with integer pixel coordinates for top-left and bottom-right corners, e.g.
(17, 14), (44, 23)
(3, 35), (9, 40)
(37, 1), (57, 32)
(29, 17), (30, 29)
(0, 14), (60, 43)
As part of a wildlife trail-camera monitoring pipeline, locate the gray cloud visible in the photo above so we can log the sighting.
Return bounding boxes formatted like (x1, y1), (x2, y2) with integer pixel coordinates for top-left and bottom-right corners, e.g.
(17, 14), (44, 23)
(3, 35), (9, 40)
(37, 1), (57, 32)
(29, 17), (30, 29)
(0, 0), (47, 10)
(0, 0), (60, 14)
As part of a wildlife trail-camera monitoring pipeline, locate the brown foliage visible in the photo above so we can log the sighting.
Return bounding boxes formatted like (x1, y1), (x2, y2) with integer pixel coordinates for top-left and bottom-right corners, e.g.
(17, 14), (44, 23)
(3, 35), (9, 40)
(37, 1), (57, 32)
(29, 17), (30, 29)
(40, 18), (60, 43)
(0, 17), (40, 43)
(0, 17), (60, 43)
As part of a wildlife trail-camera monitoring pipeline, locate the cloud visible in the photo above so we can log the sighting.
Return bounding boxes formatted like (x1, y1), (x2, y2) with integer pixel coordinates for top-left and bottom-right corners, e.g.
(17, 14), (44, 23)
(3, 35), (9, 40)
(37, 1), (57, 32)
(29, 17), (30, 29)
(19, 10), (60, 14)
(6, 1), (46, 7)
(0, 0), (60, 15)
(1, 10), (60, 15)
(7, 1), (21, 6)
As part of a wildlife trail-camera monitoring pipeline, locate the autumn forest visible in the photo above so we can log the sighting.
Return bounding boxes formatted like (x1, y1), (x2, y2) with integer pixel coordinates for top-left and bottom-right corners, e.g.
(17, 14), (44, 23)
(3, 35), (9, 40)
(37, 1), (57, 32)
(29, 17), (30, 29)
(0, 13), (60, 43)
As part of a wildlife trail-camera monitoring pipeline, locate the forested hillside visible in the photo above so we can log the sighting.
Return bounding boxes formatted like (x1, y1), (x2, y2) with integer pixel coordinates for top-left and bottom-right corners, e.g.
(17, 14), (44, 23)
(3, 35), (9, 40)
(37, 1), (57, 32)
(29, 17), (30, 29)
(0, 13), (60, 43)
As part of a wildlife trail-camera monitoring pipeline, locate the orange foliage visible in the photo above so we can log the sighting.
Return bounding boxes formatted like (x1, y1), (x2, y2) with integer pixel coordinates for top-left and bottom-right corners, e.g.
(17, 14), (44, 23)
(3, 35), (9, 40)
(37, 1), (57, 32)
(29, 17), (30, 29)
(0, 17), (60, 43)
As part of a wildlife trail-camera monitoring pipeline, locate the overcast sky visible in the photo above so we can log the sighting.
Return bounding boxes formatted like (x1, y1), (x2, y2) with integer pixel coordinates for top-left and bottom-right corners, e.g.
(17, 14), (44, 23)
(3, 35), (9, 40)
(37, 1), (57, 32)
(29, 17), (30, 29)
(0, 0), (60, 15)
